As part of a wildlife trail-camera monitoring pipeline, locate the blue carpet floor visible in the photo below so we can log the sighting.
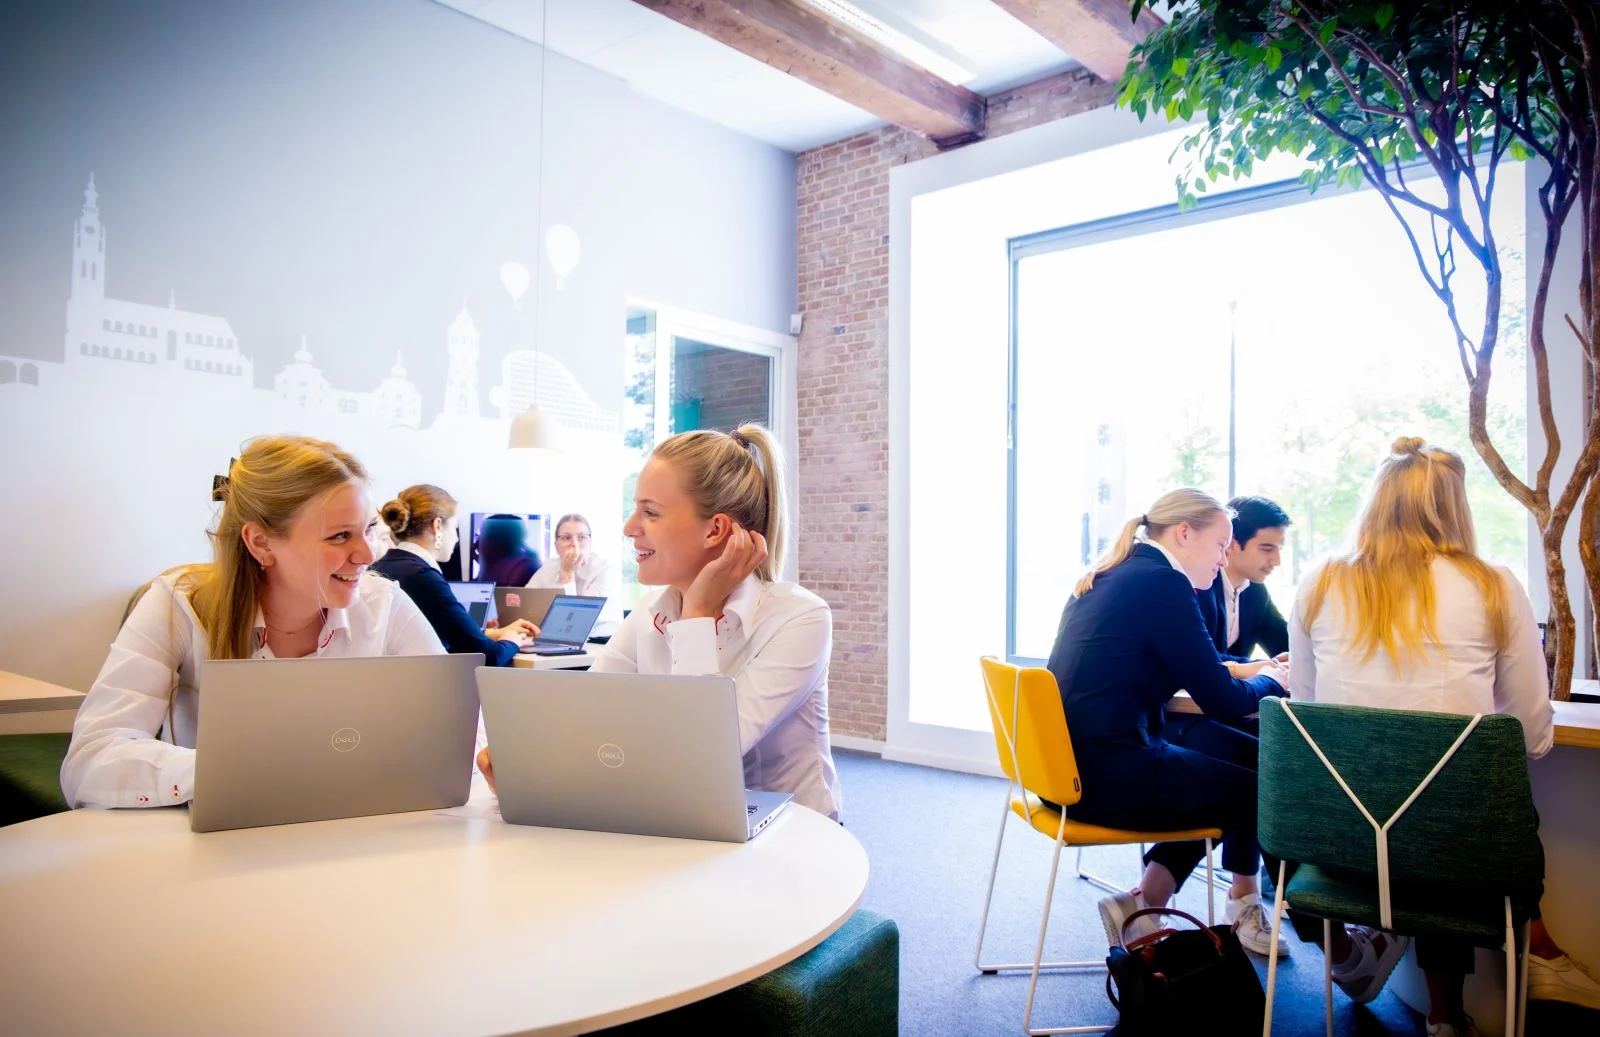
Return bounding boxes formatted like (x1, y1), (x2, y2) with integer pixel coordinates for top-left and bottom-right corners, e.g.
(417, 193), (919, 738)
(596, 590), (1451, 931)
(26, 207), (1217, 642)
(835, 751), (1596, 1037)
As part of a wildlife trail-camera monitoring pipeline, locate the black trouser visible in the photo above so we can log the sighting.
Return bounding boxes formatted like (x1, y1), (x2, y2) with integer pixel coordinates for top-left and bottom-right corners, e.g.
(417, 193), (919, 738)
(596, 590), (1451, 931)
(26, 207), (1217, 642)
(1068, 717), (1260, 891)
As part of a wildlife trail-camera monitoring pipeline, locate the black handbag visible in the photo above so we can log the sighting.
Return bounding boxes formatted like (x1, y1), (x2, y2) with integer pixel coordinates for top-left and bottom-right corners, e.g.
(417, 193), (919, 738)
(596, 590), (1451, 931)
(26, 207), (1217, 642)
(1104, 906), (1265, 1035)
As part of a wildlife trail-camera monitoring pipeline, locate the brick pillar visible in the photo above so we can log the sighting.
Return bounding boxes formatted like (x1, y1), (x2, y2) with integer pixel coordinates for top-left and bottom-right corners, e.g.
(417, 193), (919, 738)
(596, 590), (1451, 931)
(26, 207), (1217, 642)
(795, 69), (1117, 740)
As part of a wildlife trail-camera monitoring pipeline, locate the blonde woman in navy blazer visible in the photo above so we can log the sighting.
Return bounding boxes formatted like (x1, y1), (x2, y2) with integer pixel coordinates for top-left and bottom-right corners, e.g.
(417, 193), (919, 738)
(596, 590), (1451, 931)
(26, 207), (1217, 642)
(1046, 487), (1287, 956)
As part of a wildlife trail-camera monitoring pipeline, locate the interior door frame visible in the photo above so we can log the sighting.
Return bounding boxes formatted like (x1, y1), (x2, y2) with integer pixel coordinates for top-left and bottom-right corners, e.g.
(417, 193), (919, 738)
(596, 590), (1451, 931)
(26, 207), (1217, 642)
(627, 299), (799, 582)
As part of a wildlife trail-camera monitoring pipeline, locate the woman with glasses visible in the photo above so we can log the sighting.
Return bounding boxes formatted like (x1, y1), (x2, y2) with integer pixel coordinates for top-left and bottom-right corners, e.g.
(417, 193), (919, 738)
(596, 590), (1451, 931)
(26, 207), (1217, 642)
(526, 513), (621, 625)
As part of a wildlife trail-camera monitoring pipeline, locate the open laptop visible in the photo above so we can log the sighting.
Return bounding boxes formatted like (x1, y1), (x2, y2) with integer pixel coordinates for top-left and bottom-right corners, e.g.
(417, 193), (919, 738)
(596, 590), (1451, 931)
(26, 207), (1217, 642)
(476, 668), (792, 843)
(518, 594), (606, 655)
(448, 581), (496, 627)
(190, 654), (483, 833)
(492, 586), (561, 629)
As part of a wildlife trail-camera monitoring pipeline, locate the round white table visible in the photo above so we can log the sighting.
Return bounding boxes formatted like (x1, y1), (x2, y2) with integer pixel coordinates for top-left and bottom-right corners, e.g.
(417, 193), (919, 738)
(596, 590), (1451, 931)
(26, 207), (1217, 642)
(0, 784), (868, 1036)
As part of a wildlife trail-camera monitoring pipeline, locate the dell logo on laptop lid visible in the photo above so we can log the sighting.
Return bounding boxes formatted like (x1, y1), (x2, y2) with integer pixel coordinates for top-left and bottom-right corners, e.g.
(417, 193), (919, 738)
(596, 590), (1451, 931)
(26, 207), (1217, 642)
(331, 727), (362, 752)
(597, 743), (625, 768)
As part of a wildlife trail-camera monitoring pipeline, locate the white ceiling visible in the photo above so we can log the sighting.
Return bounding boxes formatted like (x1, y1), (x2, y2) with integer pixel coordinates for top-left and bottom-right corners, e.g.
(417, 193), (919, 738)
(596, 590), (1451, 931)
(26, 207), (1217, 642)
(432, 0), (1083, 152)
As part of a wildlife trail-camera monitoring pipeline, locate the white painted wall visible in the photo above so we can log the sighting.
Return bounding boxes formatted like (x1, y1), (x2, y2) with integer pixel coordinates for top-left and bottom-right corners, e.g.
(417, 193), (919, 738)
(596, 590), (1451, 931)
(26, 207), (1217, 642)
(0, 0), (796, 690)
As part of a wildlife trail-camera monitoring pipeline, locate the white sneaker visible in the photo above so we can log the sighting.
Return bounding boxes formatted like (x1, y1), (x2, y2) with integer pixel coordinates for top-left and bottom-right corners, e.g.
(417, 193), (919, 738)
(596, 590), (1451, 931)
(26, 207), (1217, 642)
(1528, 953), (1600, 1009)
(1425, 1016), (1481, 1037)
(1330, 926), (1408, 1005)
(1098, 889), (1158, 948)
(1226, 892), (1288, 958)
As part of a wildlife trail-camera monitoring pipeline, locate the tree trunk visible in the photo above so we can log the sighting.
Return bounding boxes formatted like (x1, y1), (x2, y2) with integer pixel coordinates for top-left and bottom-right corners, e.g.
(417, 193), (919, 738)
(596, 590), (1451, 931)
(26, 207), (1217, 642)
(1544, 521), (1578, 701)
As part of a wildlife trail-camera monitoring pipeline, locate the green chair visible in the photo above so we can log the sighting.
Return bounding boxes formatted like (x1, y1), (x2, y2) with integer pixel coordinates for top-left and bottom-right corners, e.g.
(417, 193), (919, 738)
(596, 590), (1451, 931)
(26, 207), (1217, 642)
(599, 908), (898, 1036)
(0, 732), (71, 827)
(1256, 698), (1542, 1037)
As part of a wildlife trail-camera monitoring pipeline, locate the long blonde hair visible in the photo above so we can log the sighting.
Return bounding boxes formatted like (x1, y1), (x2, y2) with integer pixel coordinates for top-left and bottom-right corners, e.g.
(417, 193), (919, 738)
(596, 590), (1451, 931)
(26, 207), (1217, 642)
(179, 436), (369, 660)
(1075, 488), (1229, 596)
(652, 424), (788, 581)
(1301, 436), (1510, 665)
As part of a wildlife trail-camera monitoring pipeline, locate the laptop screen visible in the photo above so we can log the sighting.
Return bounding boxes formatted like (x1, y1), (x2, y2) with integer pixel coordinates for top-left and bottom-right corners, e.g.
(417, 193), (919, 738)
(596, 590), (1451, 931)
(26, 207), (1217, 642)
(539, 596), (604, 645)
(447, 582), (495, 627)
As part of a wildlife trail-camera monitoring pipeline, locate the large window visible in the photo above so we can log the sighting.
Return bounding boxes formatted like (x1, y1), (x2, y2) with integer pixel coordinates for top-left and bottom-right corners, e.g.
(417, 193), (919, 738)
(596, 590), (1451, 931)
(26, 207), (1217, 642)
(1009, 165), (1528, 661)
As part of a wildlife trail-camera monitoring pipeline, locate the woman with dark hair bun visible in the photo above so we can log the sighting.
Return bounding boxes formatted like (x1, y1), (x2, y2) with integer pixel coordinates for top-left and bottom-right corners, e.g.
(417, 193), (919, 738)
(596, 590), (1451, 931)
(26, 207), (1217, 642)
(371, 485), (539, 666)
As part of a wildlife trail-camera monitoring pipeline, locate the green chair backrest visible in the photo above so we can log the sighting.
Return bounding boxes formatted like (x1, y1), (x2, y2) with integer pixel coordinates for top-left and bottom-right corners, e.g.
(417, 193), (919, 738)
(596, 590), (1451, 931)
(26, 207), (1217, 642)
(1258, 698), (1542, 906)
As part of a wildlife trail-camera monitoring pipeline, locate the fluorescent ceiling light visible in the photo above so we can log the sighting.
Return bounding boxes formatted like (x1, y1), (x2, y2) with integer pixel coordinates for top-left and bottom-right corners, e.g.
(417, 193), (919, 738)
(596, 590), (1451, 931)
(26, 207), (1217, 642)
(801, 0), (977, 85)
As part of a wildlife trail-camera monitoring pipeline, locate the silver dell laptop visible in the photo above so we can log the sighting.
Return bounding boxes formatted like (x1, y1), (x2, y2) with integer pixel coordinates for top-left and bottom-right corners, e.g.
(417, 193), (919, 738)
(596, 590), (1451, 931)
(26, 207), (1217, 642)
(476, 668), (792, 843)
(190, 654), (484, 833)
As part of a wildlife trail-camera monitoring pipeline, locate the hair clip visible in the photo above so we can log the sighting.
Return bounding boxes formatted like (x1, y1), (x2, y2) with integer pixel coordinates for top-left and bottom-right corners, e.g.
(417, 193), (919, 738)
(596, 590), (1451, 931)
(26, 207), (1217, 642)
(212, 457), (237, 502)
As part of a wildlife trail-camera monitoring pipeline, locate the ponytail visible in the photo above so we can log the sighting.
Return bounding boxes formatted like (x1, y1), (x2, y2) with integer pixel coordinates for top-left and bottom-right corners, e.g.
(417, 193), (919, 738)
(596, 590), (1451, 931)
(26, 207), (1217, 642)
(1074, 487), (1229, 597)
(652, 423), (789, 581)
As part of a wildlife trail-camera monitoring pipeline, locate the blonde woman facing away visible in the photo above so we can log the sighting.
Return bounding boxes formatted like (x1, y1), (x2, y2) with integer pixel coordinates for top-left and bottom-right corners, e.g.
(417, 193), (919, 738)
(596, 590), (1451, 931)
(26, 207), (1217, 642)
(480, 425), (841, 820)
(1046, 488), (1288, 957)
(1290, 437), (1593, 1033)
(60, 436), (444, 809)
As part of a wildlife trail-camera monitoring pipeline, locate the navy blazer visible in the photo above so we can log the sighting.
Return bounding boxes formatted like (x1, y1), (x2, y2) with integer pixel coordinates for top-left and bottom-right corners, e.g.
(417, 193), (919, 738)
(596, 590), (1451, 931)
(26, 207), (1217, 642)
(1196, 575), (1290, 661)
(371, 548), (521, 667)
(1046, 544), (1283, 748)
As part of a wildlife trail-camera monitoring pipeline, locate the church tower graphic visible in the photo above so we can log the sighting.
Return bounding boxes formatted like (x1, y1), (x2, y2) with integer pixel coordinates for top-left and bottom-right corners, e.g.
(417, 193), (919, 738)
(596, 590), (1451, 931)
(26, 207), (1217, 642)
(443, 307), (480, 419)
(60, 174), (253, 381)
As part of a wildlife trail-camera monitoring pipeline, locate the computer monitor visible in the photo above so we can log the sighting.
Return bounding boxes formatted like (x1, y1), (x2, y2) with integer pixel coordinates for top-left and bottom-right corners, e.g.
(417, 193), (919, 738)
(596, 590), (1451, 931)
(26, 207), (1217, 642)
(468, 513), (546, 585)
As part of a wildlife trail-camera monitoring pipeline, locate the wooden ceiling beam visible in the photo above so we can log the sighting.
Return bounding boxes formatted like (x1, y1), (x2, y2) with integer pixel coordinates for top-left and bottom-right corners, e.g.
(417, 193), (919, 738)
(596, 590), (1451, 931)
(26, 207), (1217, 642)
(990, 0), (1164, 83)
(630, 0), (986, 146)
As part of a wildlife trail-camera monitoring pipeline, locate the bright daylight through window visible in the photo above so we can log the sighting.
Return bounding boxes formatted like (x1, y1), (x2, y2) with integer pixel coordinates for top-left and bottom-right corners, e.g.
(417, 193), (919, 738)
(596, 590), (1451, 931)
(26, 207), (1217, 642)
(1009, 159), (1528, 662)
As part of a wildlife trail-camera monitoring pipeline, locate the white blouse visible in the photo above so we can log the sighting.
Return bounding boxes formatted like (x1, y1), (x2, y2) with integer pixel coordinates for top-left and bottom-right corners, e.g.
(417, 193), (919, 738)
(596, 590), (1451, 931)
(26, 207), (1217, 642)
(61, 571), (445, 809)
(1288, 558), (1554, 757)
(593, 574), (842, 820)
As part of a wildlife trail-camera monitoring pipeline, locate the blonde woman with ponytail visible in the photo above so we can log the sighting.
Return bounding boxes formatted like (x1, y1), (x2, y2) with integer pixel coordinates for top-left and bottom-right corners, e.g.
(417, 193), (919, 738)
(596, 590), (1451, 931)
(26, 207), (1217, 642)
(478, 424), (841, 820)
(1046, 488), (1289, 958)
(1289, 438), (1588, 1031)
(61, 436), (444, 810)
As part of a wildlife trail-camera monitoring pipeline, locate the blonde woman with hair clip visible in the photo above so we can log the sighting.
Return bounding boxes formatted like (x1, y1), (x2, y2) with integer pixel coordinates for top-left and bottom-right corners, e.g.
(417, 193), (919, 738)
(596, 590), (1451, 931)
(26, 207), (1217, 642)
(60, 436), (445, 810)
(479, 424), (841, 820)
(1290, 437), (1592, 1034)
(1045, 487), (1290, 958)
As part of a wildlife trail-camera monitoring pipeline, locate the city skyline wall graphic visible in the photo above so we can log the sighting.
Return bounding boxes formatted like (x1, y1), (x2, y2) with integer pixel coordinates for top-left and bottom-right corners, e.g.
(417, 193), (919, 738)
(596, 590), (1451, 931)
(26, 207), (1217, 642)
(4, 175), (617, 437)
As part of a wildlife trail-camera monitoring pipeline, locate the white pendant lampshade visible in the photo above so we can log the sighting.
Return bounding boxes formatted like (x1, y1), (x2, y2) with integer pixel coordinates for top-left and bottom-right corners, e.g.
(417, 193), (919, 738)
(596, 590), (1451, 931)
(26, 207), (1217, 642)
(508, 403), (562, 451)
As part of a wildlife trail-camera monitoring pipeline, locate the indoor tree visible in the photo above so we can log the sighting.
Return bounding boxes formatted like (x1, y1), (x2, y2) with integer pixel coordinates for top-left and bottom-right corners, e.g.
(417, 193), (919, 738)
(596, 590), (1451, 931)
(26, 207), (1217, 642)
(1119, 0), (1599, 698)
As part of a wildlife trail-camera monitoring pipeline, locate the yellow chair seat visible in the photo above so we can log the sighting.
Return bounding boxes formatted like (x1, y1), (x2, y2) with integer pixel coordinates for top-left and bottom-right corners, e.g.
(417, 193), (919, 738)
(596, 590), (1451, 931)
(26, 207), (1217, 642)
(1010, 793), (1222, 845)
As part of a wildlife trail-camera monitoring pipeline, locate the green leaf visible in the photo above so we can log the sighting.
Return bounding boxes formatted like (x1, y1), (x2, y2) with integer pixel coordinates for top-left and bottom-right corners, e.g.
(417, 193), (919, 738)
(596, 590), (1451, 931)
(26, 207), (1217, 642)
(1265, 45), (1283, 72)
(1320, 19), (1338, 47)
(1172, 57), (1189, 77)
(1375, 5), (1394, 32)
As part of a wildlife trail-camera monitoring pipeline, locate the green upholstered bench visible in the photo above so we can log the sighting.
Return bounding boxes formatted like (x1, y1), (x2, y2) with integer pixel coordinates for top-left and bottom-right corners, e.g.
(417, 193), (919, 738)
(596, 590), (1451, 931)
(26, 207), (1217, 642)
(0, 733), (71, 827)
(601, 908), (899, 1036)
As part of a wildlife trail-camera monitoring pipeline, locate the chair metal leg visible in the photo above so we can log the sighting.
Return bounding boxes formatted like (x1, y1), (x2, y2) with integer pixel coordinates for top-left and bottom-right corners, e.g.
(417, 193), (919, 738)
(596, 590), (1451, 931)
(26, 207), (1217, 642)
(977, 787), (1107, 975)
(1022, 826), (1113, 1035)
(1203, 839), (1215, 926)
(1323, 918), (1334, 1037)
(1516, 922), (1530, 1037)
(1073, 844), (1134, 896)
(1503, 899), (1515, 1037)
(973, 784), (1015, 972)
(1262, 858), (1289, 1037)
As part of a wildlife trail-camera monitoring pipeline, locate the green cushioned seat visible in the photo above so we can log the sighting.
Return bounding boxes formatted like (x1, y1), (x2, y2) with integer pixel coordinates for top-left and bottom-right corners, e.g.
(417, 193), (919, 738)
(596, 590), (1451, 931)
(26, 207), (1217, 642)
(1257, 698), (1543, 1036)
(602, 908), (899, 1036)
(0, 733), (71, 827)
(1284, 863), (1538, 946)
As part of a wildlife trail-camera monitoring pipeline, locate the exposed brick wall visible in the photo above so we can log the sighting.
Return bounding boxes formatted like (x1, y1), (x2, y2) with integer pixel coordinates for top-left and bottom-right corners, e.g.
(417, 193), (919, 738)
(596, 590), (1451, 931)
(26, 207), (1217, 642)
(693, 347), (771, 432)
(796, 68), (1118, 741)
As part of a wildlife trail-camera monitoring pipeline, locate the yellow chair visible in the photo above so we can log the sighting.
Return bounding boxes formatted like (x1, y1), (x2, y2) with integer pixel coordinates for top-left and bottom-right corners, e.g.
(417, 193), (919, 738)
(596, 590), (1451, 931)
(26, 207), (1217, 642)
(973, 657), (1220, 1036)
